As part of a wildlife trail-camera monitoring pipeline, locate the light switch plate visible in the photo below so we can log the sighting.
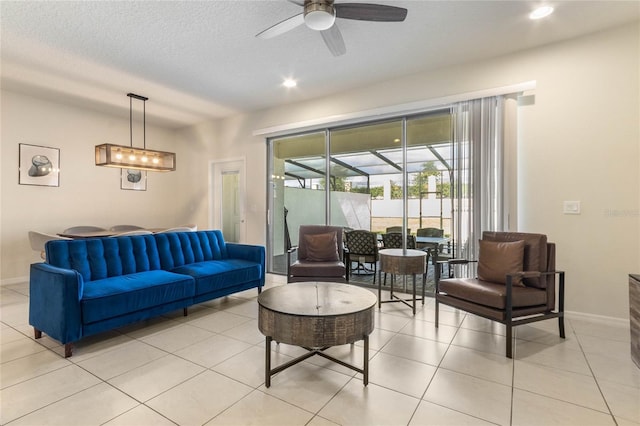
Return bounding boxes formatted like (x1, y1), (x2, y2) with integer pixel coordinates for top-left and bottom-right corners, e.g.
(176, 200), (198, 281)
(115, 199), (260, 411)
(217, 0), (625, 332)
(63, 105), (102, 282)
(563, 201), (581, 214)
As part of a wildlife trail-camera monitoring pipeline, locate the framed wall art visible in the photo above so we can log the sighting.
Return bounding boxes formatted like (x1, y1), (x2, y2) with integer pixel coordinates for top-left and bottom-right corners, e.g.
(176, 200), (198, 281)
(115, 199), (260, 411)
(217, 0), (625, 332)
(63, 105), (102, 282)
(19, 143), (60, 187)
(121, 168), (147, 191)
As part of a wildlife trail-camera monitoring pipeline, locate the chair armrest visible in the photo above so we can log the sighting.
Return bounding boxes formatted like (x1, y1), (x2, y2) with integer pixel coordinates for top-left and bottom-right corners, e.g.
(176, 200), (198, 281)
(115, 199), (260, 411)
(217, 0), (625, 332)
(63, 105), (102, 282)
(508, 271), (541, 279)
(29, 263), (84, 344)
(437, 258), (476, 265)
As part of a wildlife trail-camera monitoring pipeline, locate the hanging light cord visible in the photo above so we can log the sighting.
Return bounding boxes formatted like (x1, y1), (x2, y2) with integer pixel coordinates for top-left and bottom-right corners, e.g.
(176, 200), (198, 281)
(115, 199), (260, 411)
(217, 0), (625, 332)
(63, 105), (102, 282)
(127, 93), (149, 150)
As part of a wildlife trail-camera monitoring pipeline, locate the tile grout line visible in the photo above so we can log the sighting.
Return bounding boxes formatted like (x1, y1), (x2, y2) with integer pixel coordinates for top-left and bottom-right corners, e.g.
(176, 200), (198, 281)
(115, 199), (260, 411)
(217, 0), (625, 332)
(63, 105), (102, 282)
(569, 319), (620, 426)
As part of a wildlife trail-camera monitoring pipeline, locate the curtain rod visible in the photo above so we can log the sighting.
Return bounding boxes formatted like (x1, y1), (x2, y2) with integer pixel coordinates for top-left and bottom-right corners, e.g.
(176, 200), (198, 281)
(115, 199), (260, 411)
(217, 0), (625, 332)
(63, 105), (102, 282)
(253, 81), (536, 137)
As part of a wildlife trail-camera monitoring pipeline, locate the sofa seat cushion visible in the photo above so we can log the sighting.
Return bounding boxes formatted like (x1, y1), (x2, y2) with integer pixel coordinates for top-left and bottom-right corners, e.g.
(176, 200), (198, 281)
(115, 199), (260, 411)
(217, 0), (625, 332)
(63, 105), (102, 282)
(289, 260), (345, 278)
(81, 270), (195, 324)
(438, 278), (547, 310)
(171, 259), (262, 296)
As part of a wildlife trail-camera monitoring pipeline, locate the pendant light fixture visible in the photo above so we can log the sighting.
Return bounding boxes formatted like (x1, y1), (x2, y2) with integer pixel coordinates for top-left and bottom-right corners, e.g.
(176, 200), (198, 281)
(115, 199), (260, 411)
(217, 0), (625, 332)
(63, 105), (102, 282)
(95, 93), (176, 172)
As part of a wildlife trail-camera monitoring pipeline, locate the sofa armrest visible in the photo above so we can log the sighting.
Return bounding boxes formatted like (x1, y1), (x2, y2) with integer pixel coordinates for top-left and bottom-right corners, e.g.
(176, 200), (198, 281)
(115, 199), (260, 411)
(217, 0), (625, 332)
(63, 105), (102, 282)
(226, 243), (266, 286)
(29, 263), (84, 345)
(226, 243), (265, 265)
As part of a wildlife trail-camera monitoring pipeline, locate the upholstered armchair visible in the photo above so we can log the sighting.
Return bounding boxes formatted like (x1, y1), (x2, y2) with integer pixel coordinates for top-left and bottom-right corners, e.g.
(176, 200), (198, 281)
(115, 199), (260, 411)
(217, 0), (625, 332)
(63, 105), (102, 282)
(345, 230), (379, 283)
(435, 231), (565, 358)
(287, 225), (347, 283)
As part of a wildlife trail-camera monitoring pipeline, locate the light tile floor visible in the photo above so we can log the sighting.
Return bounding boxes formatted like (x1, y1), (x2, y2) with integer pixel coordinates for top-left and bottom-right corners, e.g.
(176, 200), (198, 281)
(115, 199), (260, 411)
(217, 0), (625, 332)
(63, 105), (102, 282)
(1, 274), (638, 426)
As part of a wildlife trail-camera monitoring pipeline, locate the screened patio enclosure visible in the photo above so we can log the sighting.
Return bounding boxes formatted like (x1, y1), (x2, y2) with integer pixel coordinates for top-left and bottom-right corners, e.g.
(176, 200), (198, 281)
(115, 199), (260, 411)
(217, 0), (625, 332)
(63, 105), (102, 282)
(266, 94), (516, 296)
(268, 111), (455, 278)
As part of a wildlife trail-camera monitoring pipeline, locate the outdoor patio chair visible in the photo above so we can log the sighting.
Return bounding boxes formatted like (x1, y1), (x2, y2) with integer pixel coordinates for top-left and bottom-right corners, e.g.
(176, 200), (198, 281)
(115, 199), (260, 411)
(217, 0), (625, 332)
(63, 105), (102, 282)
(381, 232), (416, 249)
(385, 226), (411, 234)
(435, 231), (565, 358)
(345, 230), (379, 284)
(417, 227), (452, 277)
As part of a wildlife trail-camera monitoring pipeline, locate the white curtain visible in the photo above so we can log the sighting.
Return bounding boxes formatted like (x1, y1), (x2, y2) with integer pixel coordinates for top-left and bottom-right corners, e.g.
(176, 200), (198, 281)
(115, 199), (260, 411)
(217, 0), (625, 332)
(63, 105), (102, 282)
(451, 95), (516, 261)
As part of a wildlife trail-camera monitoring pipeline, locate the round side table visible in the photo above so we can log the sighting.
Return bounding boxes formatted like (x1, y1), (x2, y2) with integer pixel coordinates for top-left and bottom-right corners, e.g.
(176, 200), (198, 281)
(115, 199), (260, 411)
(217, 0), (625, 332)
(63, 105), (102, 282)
(378, 248), (427, 315)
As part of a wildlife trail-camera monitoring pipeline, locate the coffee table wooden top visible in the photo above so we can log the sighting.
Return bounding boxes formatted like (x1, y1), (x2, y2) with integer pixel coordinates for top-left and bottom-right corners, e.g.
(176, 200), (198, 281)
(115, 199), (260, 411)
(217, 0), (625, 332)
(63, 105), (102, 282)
(258, 282), (376, 348)
(258, 282), (377, 317)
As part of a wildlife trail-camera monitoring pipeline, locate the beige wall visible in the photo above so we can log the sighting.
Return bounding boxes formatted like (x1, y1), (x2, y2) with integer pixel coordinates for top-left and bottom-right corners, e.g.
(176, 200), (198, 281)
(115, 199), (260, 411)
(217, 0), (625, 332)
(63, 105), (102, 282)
(2, 22), (638, 319)
(0, 92), (201, 279)
(180, 22), (639, 319)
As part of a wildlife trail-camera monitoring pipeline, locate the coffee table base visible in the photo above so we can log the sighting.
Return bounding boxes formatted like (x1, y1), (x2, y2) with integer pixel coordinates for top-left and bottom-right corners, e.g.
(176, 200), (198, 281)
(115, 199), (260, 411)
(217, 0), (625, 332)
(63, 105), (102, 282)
(265, 335), (369, 388)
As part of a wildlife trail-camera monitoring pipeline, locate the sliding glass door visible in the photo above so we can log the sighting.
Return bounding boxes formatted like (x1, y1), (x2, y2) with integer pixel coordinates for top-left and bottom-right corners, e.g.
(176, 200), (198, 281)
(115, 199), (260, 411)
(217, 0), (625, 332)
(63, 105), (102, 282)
(269, 132), (326, 274)
(266, 94), (514, 281)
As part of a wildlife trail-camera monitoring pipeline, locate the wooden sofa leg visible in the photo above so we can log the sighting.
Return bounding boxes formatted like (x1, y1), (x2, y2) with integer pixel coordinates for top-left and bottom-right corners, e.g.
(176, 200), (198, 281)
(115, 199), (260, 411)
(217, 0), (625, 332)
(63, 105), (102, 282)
(64, 343), (73, 358)
(34, 328), (42, 339)
(183, 307), (188, 316)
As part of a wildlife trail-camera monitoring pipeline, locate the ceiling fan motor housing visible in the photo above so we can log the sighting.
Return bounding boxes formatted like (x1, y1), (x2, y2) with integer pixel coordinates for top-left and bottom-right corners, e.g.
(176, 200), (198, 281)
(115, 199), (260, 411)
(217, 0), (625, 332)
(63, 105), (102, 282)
(304, 0), (336, 31)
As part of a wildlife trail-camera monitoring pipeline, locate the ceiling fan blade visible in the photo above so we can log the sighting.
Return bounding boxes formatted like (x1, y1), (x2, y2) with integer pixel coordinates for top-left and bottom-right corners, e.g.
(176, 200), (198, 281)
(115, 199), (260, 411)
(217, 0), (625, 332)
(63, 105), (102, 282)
(335, 3), (408, 22)
(320, 24), (346, 57)
(256, 13), (305, 39)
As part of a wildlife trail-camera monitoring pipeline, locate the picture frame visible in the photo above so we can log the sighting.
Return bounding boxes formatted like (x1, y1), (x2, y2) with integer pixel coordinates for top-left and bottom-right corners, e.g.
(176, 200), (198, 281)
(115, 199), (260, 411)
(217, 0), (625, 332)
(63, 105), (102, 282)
(19, 143), (60, 187)
(121, 168), (147, 191)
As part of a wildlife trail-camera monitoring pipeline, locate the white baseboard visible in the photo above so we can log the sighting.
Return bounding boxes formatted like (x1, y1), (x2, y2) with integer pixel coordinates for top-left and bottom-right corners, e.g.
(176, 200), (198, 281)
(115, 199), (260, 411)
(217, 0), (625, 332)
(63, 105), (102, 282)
(1, 276), (29, 286)
(566, 310), (629, 324)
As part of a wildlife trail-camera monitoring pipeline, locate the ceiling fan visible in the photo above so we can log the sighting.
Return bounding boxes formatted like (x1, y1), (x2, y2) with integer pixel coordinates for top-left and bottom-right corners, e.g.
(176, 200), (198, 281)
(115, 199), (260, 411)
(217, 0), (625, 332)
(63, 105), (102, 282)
(256, 0), (408, 57)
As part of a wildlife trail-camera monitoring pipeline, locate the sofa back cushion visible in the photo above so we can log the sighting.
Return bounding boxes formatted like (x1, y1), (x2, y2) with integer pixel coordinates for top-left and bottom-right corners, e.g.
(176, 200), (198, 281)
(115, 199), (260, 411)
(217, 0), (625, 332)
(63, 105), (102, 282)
(46, 235), (161, 282)
(45, 231), (228, 282)
(155, 230), (228, 270)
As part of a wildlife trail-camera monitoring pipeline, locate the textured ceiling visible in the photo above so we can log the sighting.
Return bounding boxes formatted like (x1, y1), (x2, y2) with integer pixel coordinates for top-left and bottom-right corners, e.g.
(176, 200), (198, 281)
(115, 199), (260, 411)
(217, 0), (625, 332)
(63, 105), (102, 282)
(1, 0), (638, 128)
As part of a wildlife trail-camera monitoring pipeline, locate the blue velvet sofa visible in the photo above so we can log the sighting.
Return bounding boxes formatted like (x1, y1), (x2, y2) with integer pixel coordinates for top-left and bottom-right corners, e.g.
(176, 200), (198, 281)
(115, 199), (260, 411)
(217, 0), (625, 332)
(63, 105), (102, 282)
(29, 230), (265, 357)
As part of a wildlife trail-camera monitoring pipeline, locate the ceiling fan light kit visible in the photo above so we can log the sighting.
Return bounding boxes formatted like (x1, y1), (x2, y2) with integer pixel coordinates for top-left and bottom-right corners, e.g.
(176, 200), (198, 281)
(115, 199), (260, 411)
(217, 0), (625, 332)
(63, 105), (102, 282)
(304, 1), (336, 31)
(256, 0), (407, 56)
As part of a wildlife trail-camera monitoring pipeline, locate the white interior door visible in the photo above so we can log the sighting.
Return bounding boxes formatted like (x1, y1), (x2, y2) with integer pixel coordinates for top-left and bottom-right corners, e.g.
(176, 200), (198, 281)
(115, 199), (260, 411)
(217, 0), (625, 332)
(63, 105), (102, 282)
(210, 158), (246, 243)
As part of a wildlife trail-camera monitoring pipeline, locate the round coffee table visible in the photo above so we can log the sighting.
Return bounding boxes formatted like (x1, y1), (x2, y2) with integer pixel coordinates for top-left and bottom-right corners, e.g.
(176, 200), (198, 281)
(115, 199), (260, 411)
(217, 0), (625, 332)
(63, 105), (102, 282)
(258, 282), (376, 387)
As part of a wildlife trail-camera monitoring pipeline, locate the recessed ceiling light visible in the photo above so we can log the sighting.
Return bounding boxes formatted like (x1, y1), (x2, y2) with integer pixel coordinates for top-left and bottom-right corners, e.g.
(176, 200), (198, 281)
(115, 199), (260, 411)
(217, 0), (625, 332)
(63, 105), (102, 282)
(529, 6), (554, 20)
(282, 78), (297, 88)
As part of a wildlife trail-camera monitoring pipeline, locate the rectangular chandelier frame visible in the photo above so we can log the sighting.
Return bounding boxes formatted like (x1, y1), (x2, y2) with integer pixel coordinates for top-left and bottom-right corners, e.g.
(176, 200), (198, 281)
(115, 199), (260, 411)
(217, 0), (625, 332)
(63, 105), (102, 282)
(95, 93), (176, 172)
(95, 143), (176, 172)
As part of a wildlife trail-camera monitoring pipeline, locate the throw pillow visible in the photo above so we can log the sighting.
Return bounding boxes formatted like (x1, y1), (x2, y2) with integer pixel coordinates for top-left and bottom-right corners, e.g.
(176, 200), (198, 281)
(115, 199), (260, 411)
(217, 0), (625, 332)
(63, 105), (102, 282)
(304, 232), (339, 262)
(477, 239), (525, 286)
